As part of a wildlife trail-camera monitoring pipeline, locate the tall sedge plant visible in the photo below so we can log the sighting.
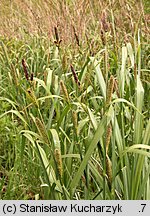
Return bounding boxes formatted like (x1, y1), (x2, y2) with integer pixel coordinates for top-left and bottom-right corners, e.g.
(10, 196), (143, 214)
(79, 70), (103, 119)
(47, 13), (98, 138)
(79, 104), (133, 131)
(0, 25), (149, 199)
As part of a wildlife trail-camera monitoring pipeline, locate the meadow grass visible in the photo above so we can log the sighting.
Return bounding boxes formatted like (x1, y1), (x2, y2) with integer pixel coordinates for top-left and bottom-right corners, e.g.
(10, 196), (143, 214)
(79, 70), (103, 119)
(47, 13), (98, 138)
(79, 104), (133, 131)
(0, 0), (150, 200)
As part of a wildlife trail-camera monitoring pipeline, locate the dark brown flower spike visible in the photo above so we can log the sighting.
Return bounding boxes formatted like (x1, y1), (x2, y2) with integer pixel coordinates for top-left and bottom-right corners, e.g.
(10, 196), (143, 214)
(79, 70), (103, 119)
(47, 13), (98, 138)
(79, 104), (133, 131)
(73, 26), (80, 46)
(54, 26), (59, 42)
(30, 73), (34, 81)
(54, 26), (62, 47)
(100, 29), (106, 46)
(70, 64), (80, 87)
(22, 59), (29, 81)
(101, 10), (109, 32)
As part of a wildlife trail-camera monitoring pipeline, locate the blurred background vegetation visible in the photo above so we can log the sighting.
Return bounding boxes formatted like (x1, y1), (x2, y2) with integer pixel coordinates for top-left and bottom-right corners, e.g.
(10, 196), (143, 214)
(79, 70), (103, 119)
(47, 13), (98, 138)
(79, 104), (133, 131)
(0, 0), (149, 43)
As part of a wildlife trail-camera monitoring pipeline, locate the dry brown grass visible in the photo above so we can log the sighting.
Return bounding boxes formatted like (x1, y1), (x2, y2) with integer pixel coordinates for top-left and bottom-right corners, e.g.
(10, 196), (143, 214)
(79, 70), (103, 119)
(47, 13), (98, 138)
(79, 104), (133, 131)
(0, 0), (149, 46)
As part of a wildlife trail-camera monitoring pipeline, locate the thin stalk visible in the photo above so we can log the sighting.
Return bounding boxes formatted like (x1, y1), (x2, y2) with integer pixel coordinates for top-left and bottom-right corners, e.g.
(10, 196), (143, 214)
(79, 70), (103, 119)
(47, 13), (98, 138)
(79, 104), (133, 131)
(111, 107), (116, 199)
(120, 104), (129, 199)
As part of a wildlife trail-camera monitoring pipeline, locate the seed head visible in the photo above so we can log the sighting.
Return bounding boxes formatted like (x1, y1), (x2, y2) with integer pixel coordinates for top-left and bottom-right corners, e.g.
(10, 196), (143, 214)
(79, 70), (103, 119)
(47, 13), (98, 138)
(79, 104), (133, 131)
(54, 26), (59, 42)
(26, 88), (39, 107)
(54, 26), (62, 47)
(73, 26), (80, 46)
(70, 64), (80, 87)
(54, 148), (63, 178)
(72, 110), (78, 136)
(106, 155), (112, 186)
(22, 59), (29, 81)
(30, 73), (34, 82)
(35, 117), (49, 144)
(60, 80), (70, 103)
(106, 124), (112, 154)
(106, 75), (115, 107)
(101, 11), (109, 32)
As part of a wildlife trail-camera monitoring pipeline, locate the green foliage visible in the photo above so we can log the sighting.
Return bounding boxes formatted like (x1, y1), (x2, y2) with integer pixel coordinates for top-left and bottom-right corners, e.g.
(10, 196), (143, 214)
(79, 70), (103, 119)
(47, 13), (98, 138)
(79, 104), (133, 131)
(0, 1), (149, 200)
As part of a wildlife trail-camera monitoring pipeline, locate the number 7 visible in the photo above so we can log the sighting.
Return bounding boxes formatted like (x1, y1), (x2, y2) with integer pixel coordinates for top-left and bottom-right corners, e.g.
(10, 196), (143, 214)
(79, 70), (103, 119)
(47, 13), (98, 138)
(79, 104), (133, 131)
(141, 204), (146, 212)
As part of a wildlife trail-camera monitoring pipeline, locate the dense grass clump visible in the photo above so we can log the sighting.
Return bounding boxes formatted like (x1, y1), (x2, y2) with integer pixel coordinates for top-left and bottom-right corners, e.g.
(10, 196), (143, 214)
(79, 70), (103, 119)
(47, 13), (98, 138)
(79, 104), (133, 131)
(0, 0), (150, 200)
